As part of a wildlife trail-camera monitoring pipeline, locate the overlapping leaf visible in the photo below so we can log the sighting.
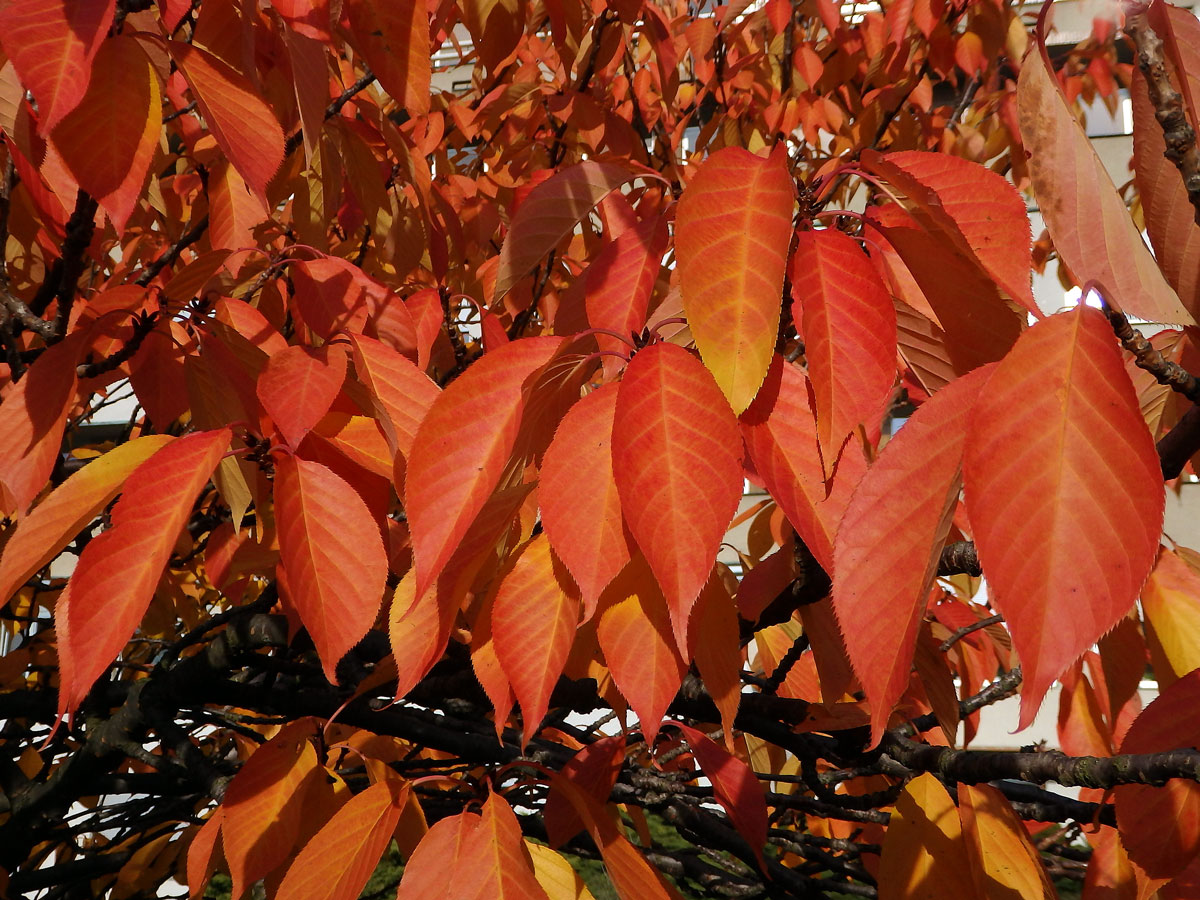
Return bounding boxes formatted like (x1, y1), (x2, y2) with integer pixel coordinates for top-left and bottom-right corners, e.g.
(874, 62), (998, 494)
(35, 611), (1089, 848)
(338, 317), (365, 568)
(57, 428), (231, 718)
(0, 435), (173, 604)
(963, 306), (1164, 727)
(878, 772), (981, 899)
(540, 385), (634, 614)
(833, 364), (993, 747)
(791, 228), (897, 466)
(257, 344), (347, 448)
(1017, 26), (1192, 323)
(274, 455), (387, 684)
(676, 146), (794, 414)
(612, 343), (743, 648)
(544, 735), (626, 847)
(347, 333), (440, 462)
(957, 784), (1056, 899)
(395, 811), (480, 899)
(345, 0), (430, 117)
(1140, 548), (1200, 685)
(406, 336), (561, 596)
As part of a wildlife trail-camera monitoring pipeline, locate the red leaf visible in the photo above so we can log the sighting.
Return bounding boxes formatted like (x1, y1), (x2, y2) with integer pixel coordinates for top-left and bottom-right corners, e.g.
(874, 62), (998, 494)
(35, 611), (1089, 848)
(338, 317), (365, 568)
(407, 336), (562, 597)
(345, 0), (430, 117)
(833, 364), (994, 747)
(0, 0), (114, 132)
(207, 158), (270, 251)
(51, 36), (160, 232)
(495, 162), (648, 301)
(584, 214), (669, 373)
(595, 555), (688, 748)
(791, 229), (897, 465)
(257, 344), (347, 448)
(676, 146), (794, 413)
(861, 149), (1037, 319)
(540, 384), (634, 615)
(274, 455), (387, 684)
(1017, 31), (1192, 323)
(0, 435), (173, 605)
(740, 355), (866, 574)
(544, 735), (626, 847)
(169, 41), (285, 204)
(1115, 669), (1200, 880)
(0, 332), (82, 516)
(676, 723), (768, 868)
(347, 333), (439, 461)
(612, 343), (743, 649)
(492, 533), (581, 747)
(186, 809), (225, 899)
(222, 721), (320, 898)
(688, 572), (743, 747)
(57, 429), (231, 718)
(276, 777), (409, 900)
(963, 306), (1164, 727)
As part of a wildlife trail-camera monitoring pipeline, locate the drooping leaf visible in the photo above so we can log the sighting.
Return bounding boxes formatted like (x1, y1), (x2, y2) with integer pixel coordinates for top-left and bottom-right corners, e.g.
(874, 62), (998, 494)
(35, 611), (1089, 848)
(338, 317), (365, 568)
(273, 455), (387, 684)
(877, 772), (982, 900)
(1140, 548), (1200, 685)
(675, 723), (768, 868)
(169, 41), (285, 204)
(395, 811), (481, 899)
(1115, 669), (1200, 880)
(222, 721), (320, 899)
(455, 790), (552, 900)
(1017, 30), (1192, 323)
(688, 572), (743, 747)
(347, 332), (440, 461)
(345, 0), (430, 117)
(611, 342), (743, 649)
(860, 150), (1036, 318)
(544, 735), (626, 847)
(494, 162), (646, 302)
(186, 809), (225, 899)
(276, 777), (409, 900)
(963, 306), (1164, 727)
(790, 228), (897, 466)
(0, 435), (173, 605)
(51, 36), (160, 232)
(492, 533), (581, 747)
(676, 146), (794, 414)
(525, 841), (597, 900)
(833, 364), (994, 747)
(208, 158), (271, 251)
(594, 555), (687, 748)
(57, 428), (231, 718)
(540, 384), (634, 616)
(407, 336), (562, 597)
(257, 344), (347, 448)
(957, 783), (1057, 899)
(740, 355), (866, 574)
(0, 0), (115, 132)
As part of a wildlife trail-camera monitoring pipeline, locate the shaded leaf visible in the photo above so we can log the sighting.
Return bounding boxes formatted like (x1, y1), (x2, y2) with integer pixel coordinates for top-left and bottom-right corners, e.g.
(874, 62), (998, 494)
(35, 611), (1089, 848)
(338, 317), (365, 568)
(544, 735), (626, 848)
(689, 572), (743, 747)
(346, 0), (430, 117)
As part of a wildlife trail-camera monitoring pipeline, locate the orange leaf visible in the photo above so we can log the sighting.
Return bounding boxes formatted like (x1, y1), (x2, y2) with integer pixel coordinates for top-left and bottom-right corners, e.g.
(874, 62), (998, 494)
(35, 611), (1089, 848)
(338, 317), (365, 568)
(676, 723), (768, 868)
(0, 332), (82, 516)
(396, 810), (481, 899)
(222, 721), (320, 899)
(57, 428), (231, 718)
(186, 809), (225, 899)
(347, 332), (440, 461)
(963, 306), (1164, 727)
(957, 783), (1056, 899)
(612, 343), (743, 650)
(258, 344), (347, 448)
(492, 533), (581, 747)
(544, 735), (627, 848)
(345, 0), (430, 117)
(1115, 669), (1200, 880)
(208, 158), (270, 252)
(878, 772), (982, 900)
(276, 777), (409, 900)
(0, 0), (114, 132)
(833, 364), (994, 747)
(791, 228), (897, 465)
(1017, 30), (1192, 323)
(169, 41), (285, 204)
(273, 455), (387, 684)
(860, 150), (1037, 319)
(51, 36), (160, 232)
(688, 572), (742, 747)
(456, 790), (552, 900)
(470, 589), (516, 740)
(1141, 548), (1200, 683)
(540, 384), (634, 615)
(595, 555), (687, 747)
(407, 336), (562, 597)
(676, 146), (794, 413)
(495, 162), (648, 301)
(740, 355), (866, 574)
(0, 435), (173, 605)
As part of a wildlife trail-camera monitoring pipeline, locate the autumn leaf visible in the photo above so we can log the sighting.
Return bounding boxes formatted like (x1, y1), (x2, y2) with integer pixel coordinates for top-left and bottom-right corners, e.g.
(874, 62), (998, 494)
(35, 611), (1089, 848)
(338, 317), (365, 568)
(611, 342), (743, 649)
(963, 306), (1164, 727)
(833, 364), (994, 747)
(688, 572), (743, 747)
(345, 0), (430, 117)
(676, 145), (794, 414)
(544, 735), (627, 847)
(273, 454), (388, 684)
(346, 332), (440, 464)
(957, 783), (1056, 899)
(878, 772), (981, 899)
(57, 428), (231, 719)
(257, 343), (347, 448)
(1141, 548), (1200, 684)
